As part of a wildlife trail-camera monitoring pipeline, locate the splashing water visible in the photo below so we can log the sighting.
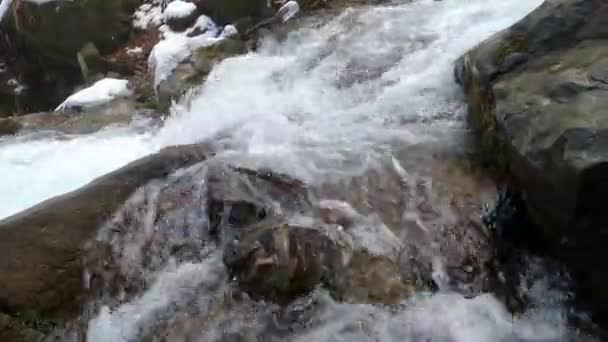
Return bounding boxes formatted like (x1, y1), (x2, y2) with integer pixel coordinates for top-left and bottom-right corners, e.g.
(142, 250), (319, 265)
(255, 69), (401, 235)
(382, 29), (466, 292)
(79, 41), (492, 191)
(1, 0), (541, 215)
(1, 0), (599, 341)
(0, 128), (157, 219)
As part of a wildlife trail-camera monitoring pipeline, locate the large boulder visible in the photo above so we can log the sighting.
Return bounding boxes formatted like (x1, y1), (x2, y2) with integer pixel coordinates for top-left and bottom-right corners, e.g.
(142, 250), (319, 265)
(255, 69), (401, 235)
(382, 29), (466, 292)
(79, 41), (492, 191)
(5, 0), (140, 68)
(0, 143), (213, 325)
(455, 0), (608, 322)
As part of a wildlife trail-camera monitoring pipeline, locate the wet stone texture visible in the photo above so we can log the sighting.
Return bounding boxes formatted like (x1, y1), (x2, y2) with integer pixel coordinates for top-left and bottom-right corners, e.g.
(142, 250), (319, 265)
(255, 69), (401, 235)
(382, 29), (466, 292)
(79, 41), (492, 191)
(68, 143), (508, 341)
(456, 0), (608, 325)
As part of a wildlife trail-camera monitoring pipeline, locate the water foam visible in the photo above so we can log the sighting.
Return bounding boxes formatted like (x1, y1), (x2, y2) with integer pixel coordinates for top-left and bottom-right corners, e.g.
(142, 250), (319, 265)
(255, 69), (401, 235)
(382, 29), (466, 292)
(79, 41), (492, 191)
(0, 128), (156, 219)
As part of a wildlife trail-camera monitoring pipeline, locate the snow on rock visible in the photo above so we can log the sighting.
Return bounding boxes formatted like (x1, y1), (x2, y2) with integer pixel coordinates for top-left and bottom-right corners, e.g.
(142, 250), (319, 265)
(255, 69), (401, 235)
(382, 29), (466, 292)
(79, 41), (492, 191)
(126, 47), (144, 56)
(276, 1), (300, 23)
(189, 14), (216, 34)
(218, 25), (238, 39)
(55, 78), (132, 112)
(133, 1), (164, 30)
(7, 78), (25, 95)
(148, 12), (238, 88)
(163, 0), (196, 20)
(148, 33), (193, 88)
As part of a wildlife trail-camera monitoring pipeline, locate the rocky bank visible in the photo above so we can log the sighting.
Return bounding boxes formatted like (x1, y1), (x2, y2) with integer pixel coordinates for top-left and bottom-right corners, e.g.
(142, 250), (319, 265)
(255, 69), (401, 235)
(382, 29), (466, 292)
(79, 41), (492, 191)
(456, 0), (608, 325)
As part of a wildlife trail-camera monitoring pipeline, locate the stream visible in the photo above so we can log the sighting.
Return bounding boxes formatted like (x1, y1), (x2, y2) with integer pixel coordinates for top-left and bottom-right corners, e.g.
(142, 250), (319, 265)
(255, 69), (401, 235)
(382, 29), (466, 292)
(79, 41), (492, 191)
(0, 0), (600, 341)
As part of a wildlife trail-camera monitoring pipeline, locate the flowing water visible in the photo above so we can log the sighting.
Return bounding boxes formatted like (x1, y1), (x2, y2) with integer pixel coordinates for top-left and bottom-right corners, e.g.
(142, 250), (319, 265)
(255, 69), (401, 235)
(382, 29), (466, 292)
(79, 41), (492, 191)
(0, 0), (601, 341)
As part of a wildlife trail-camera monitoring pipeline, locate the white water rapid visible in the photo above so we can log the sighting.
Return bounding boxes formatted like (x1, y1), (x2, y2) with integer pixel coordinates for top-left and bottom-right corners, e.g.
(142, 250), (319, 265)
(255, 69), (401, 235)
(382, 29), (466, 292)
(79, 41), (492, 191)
(0, 0), (600, 341)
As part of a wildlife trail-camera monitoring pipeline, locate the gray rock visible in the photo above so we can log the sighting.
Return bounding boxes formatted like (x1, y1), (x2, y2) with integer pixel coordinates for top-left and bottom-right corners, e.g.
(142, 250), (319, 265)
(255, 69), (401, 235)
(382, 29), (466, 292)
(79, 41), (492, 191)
(455, 0), (608, 324)
(0, 98), (160, 137)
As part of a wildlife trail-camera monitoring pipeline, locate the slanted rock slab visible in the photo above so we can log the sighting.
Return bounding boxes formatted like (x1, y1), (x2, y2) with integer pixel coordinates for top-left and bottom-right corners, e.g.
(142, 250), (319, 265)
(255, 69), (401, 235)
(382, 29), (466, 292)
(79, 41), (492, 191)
(455, 0), (608, 324)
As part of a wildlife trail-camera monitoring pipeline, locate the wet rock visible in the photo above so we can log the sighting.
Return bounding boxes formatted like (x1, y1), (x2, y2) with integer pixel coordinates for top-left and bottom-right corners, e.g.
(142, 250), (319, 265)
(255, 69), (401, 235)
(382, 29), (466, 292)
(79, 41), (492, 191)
(0, 142), (214, 324)
(315, 154), (498, 297)
(156, 38), (247, 111)
(455, 0), (608, 324)
(0, 98), (160, 137)
(223, 218), (352, 303)
(223, 215), (417, 305)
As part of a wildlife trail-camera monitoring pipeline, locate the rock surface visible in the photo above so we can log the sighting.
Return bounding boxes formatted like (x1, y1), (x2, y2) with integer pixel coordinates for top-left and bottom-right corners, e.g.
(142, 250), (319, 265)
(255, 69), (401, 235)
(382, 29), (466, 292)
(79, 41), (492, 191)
(0, 98), (160, 137)
(0, 312), (44, 342)
(156, 38), (247, 111)
(455, 0), (608, 323)
(6, 0), (140, 67)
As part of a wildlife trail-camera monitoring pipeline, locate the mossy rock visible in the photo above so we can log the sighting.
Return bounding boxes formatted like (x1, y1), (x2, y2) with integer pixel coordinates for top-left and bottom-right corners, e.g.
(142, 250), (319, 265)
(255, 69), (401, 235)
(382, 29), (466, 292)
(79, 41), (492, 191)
(492, 34), (527, 65)
(0, 312), (47, 342)
(10, 0), (140, 67)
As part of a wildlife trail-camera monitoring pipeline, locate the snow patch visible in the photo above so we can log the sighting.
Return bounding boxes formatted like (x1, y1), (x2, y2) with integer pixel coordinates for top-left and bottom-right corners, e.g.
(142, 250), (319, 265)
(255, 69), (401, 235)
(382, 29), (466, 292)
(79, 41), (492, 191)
(148, 14), (237, 88)
(219, 25), (238, 39)
(133, 1), (163, 29)
(55, 78), (131, 112)
(7, 78), (25, 95)
(163, 0), (196, 20)
(126, 47), (144, 56)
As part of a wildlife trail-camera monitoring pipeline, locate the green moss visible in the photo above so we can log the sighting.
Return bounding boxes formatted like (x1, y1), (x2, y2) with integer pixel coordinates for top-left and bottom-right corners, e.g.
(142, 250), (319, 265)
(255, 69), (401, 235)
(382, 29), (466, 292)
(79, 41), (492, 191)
(4, 309), (56, 335)
(465, 71), (509, 171)
(492, 34), (527, 66)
